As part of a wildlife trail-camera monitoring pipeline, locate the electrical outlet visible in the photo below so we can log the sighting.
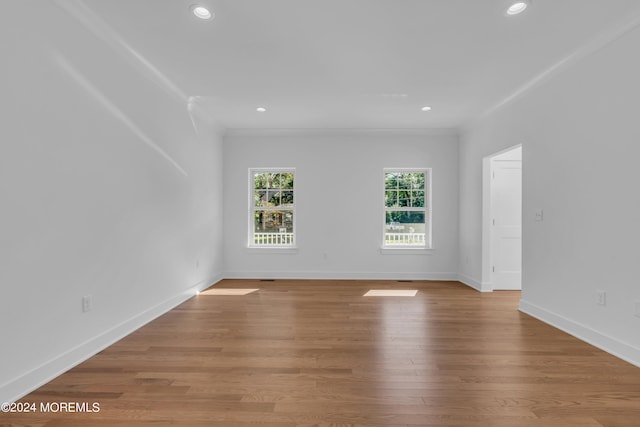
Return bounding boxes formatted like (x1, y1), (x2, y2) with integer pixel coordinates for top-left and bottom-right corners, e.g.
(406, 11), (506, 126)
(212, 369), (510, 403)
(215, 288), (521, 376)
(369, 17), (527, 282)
(635, 301), (640, 318)
(82, 295), (92, 313)
(596, 290), (606, 306)
(535, 209), (544, 222)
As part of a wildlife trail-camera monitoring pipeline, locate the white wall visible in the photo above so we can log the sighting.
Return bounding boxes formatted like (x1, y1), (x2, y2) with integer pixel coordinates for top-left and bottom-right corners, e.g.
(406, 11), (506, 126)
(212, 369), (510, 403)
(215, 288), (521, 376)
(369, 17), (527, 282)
(223, 130), (459, 279)
(0, 2), (224, 402)
(459, 24), (640, 365)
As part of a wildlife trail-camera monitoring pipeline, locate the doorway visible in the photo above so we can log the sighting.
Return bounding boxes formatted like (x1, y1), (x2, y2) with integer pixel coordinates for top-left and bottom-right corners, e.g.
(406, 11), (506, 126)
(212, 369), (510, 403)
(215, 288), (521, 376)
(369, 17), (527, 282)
(483, 145), (522, 291)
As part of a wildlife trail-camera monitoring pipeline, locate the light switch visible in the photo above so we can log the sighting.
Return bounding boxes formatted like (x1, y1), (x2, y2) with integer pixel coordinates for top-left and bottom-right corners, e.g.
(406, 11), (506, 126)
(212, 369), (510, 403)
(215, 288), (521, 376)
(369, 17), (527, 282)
(535, 209), (543, 222)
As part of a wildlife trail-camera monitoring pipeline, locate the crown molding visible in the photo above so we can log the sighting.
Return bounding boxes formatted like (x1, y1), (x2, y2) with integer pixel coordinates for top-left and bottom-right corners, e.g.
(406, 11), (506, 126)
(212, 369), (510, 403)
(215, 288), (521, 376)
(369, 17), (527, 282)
(223, 128), (459, 138)
(464, 9), (640, 132)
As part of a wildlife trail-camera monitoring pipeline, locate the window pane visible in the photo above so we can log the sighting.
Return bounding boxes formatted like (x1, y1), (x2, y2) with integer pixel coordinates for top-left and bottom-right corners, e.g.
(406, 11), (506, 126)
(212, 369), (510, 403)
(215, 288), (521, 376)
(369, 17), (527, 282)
(413, 191), (425, 207)
(254, 173), (268, 189)
(282, 173), (294, 189)
(281, 191), (294, 206)
(385, 173), (399, 189)
(268, 173), (279, 189)
(385, 211), (426, 246)
(254, 210), (293, 232)
(385, 190), (397, 207)
(398, 191), (411, 207)
(254, 190), (266, 207)
(254, 210), (294, 246)
(265, 190), (279, 206)
(386, 210), (425, 225)
(410, 173), (425, 190)
(273, 173), (282, 189)
(398, 175), (411, 190)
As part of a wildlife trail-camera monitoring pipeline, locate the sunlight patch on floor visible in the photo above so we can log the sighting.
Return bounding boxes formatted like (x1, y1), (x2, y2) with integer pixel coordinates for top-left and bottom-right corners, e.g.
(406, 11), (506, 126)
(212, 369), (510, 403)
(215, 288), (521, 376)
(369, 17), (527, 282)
(363, 289), (418, 297)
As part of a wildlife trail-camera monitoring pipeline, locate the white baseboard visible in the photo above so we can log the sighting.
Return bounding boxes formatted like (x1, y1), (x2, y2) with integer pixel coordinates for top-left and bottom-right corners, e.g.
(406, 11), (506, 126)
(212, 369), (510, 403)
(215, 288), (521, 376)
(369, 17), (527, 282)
(519, 299), (640, 368)
(223, 270), (459, 281)
(457, 274), (492, 292)
(0, 274), (224, 404)
(198, 273), (225, 292)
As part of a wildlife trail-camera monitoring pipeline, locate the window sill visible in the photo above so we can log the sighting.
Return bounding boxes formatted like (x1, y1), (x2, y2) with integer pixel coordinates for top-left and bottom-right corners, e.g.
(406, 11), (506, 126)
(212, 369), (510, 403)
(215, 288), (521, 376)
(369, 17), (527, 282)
(380, 247), (434, 255)
(246, 246), (299, 254)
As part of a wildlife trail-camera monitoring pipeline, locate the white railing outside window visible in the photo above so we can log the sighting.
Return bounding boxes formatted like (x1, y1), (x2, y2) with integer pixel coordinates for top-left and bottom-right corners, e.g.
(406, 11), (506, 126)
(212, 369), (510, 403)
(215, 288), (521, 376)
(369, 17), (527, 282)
(384, 233), (426, 245)
(253, 232), (295, 246)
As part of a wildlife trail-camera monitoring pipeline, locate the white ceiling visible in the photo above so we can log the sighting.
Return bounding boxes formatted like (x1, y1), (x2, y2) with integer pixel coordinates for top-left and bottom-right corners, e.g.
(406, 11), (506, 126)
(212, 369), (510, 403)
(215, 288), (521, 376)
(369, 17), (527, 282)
(80, 0), (640, 130)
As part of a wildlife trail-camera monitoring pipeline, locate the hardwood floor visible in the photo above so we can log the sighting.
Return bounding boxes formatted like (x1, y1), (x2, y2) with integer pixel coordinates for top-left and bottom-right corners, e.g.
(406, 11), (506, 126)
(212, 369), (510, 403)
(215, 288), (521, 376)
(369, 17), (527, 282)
(3, 280), (640, 426)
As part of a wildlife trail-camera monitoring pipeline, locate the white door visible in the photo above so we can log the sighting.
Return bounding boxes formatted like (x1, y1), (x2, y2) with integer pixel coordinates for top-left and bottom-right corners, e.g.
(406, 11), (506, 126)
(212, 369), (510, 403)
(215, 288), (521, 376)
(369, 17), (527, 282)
(491, 148), (522, 290)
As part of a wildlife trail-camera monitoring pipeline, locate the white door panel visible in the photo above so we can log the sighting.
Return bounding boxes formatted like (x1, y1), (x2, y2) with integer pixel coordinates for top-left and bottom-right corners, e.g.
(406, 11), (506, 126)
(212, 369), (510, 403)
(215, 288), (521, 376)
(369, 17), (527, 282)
(491, 156), (522, 290)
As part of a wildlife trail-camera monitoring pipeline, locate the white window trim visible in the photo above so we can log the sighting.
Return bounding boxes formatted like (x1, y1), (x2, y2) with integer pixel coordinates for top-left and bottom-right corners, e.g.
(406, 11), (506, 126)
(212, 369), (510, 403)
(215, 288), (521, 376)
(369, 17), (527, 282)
(248, 167), (297, 249)
(382, 168), (432, 250)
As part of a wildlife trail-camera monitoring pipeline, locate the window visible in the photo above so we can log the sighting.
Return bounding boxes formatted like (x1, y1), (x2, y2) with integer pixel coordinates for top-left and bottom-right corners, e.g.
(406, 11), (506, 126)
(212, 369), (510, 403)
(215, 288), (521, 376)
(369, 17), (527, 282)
(250, 169), (295, 247)
(383, 169), (431, 248)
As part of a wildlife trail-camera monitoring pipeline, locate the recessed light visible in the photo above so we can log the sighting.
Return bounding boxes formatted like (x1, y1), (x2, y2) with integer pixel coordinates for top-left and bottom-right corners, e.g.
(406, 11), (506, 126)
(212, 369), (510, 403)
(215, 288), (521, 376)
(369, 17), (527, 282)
(421, 106), (432, 112)
(506, 1), (530, 15)
(192, 5), (213, 20)
(256, 107), (267, 112)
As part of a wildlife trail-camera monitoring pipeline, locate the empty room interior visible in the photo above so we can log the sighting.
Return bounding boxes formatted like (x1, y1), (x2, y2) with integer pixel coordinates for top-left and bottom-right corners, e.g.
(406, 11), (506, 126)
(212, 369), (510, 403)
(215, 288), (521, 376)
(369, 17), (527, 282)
(2, 0), (640, 426)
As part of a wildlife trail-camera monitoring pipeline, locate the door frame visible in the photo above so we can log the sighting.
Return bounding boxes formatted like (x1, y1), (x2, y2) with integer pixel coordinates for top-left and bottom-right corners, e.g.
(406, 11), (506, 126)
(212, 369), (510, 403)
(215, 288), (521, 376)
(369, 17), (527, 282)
(481, 144), (522, 292)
